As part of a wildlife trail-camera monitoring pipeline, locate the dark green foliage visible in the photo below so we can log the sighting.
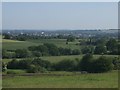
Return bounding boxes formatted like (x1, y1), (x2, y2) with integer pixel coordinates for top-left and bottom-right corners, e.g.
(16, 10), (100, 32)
(95, 38), (107, 46)
(79, 54), (94, 72)
(31, 58), (51, 70)
(15, 49), (29, 58)
(28, 46), (37, 51)
(27, 65), (47, 73)
(81, 46), (94, 54)
(92, 56), (113, 73)
(106, 38), (118, 54)
(59, 48), (72, 55)
(2, 62), (7, 72)
(18, 59), (31, 69)
(2, 49), (16, 59)
(94, 45), (107, 54)
(67, 35), (75, 42)
(44, 43), (60, 56)
(53, 59), (79, 71)
(7, 59), (19, 69)
(79, 54), (113, 73)
(36, 45), (48, 55)
(112, 57), (120, 70)
(72, 49), (81, 55)
(32, 51), (42, 57)
(3, 34), (11, 39)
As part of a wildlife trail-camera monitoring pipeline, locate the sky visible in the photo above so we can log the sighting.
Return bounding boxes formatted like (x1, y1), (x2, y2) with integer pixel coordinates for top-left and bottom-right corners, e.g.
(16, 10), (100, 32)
(2, 2), (118, 30)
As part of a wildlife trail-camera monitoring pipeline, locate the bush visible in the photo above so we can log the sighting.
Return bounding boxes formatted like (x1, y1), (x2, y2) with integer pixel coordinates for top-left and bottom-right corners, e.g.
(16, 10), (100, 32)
(7, 59), (19, 69)
(18, 59), (31, 69)
(15, 49), (29, 58)
(2, 62), (7, 72)
(92, 56), (113, 73)
(112, 57), (120, 70)
(32, 51), (42, 57)
(72, 49), (81, 55)
(94, 45), (107, 54)
(31, 58), (51, 70)
(79, 54), (94, 72)
(79, 54), (113, 73)
(7, 71), (17, 74)
(53, 59), (78, 71)
(27, 65), (47, 73)
(81, 46), (93, 54)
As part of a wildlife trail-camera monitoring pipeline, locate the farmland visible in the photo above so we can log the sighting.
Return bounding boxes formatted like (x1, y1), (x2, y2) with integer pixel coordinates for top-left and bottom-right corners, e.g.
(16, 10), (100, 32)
(2, 39), (81, 50)
(2, 33), (119, 88)
(3, 70), (118, 88)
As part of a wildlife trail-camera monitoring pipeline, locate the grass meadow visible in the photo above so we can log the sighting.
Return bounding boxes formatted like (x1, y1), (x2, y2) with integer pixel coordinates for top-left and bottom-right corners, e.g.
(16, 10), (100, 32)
(2, 39), (81, 50)
(3, 70), (118, 88)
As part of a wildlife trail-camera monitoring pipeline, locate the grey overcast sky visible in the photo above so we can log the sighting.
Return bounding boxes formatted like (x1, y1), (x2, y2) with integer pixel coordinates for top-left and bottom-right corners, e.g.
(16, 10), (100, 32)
(2, 2), (118, 30)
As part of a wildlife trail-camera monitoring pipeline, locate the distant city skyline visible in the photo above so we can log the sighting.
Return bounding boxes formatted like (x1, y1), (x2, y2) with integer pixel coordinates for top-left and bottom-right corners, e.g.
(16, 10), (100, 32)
(2, 2), (118, 30)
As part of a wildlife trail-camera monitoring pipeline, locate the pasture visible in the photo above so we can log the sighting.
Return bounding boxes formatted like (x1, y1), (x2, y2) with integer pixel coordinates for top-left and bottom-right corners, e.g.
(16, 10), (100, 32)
(2, 70), (118, 88)
(2, 39), (81, 50)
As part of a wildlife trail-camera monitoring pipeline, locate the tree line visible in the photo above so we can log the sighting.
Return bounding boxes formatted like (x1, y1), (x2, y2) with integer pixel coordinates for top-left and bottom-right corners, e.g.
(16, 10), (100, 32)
(2, 38), (120, 59)
(2, 54), (120, 73)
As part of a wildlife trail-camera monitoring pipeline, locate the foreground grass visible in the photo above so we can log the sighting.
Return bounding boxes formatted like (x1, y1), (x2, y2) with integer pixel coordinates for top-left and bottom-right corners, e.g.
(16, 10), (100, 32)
(3, 71), (118, 88)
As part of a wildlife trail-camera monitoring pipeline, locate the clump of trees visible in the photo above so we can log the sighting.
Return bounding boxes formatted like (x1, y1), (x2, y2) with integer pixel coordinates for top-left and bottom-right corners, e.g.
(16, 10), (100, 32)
(7, 58), (51, 73)
(5, 54), (118, 73)
(67, 35), (75, 42)
(79, 54), (113, 73)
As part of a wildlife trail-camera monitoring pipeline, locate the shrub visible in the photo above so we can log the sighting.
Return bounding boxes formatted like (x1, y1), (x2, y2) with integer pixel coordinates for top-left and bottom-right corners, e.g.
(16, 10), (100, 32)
(53, 59), (78, 71)
(7, 59), (19, 69)
(7, 70), (17, 74)
(112, 57), (120, 70)
(27, 65), (47, 73)
(92, 56), (113, 73)
(18, 59), (32, 69)
(31, 58), (51, 70)
(79, 54), (94, 72)
(15, 49), (29, 58)
(32, 51), (42, 57)
(72, 49), (81, 55)
(94, 45), (107, 54)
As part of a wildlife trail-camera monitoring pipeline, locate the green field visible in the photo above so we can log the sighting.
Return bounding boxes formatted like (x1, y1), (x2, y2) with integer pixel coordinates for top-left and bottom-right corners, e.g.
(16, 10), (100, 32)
(3, 70), (118, 88)
(2, 39), (39, 50)
(2, 38), (119, 88)
(2, 39), (81, 50)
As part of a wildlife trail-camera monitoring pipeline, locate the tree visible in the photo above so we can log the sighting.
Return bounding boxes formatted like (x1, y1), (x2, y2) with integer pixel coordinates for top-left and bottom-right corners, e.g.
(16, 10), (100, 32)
(112, 57), (120, 70)
(44, 43), (59, 56)
(95, 38), (107, 46)
(81, 46), (94, 54)
(31, 58), (51, 70)
(53, 59), (78, 71)
(32, 51), (42, 57)
(93, 56), (113, 73)
(15, 49), (29, 58)
(106, 38), (118, 54)
(94, 45), (107, 54)
(72, 49), (81, 55)
(2, 62), (7, 72)
(7, 59), (19, 69)
(18, 59), (31, 69)
(79, 54), (94, 72)
(4, 34), (11, 39)
(27, 65), (46, 73)
(67, 35), (75, 42)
